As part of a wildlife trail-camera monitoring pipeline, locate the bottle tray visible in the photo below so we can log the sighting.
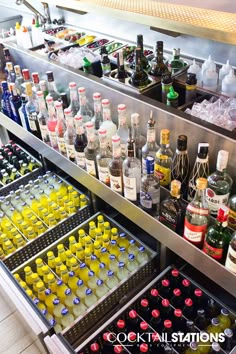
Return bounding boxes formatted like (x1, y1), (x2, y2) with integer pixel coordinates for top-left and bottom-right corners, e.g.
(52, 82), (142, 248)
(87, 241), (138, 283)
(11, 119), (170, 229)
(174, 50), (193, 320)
(75, 265), (236, 354)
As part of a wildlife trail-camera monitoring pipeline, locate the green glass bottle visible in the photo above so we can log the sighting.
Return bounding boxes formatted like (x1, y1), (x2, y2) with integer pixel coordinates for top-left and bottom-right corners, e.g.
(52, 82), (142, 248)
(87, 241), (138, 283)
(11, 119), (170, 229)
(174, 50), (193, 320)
(228, 194), (236, 229)
(170, 48), (185, 73)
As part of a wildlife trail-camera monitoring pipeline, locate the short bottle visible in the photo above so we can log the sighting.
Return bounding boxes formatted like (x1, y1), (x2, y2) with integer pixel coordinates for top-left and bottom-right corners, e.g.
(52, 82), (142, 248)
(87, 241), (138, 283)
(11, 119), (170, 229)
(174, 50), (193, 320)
(101, 52), (111, 75)
(188, 59), (202, 85)
(162, 73), (173, 104)
(155, 129), (173, 187)
(202, 63), (218, 91)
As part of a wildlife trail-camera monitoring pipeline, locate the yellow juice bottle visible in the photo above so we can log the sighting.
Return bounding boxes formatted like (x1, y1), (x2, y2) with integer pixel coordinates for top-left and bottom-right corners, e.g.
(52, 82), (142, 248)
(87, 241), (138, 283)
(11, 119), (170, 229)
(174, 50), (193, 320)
(0, 246), (4, 259)
(35, 258), (44, 276)
(78, 229), (86, 246)
(24, 266), (33, 285)
(56, 192), (64, 207)
(89, 221), (96, 239)
(11, 208), (22, 225)
(47, 251), (55, 269)
(45, 289), (57, 314)
(111, 228), (119, 242)
(55, 257), (63, 275)
(39, 191), (49, 208)
(48, 213), (57, 227)
(35, 221), (46, 236)
(42, 208), (50, 225)
(30, 198), (39, 214)
(42, 265), (51, 284)
(19, 281), (29, 291)
(37, 203), (44, 219)
(71, 191), (80, 208)
(10, 228), (18, 242)
(1, 234), (9, 249)
(59, 207), (67, 221)
(0, 212), (12, 229)
(68, 271), (79, 291)
(84, 248), (92, 266)
(95, 228), (103, 245)
(20, 221), (30, 236)
(75, 243), (85, 261)
(69, 236), (77, 254)
(31, 273), (41, 292)
(90, 255), (100, 275)
(109, 240), (120, 257)
(21, 205), (33, 219)
(26, 226), (37, 240)
(14, 234), (26, 248)
(4, 240), (16, 255)
(69, 258), (80, 276)
(60, 265), (69, 284)
(47, 274), (58, 293)
(57, 244), (67, 262)
(51, 204), (60, 221)
(37, 281), (47, 301)
(93, 241), (101, 258)
(57, 180), (67, 197)
(102, 234), (110, 250)
(65, 250), (73, 267)
(13, 273), (22, 283)
(48, 186), (58, 202)
(25, 289), (34, 299)
(47, 199), (54, 213)
(118, 233), (130, 248)
(85, 236), (93, 252)
(103, 221), (111, 239)
(29, 215), (38, 229)
(33, 297), (46, 312)
(97, 215), (104, 231)
(100, 247), (110, 266)
(67, 201), (76, 215)
(56, 280), (68, 304)
(67, 185), (74, 199)
(3, 222), (12, 238)
(79, 194), (87, 208)
(79, 263), (89, 283)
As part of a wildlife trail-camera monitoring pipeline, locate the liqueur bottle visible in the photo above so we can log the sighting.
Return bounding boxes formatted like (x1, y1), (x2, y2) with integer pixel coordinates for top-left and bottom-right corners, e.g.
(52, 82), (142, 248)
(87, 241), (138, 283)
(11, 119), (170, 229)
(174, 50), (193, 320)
(141, 112), (159, 175)
(96, 128), (112, 186)
(130, 48), (149, 88)
(115, 49), (129, 81)
(155, 129), (173, 187)
(131, 113), (145, 160)
(74, 115), (87, 169)
(149, 41), (168, 77)
(109, 135), (123, 195)
(225, 232), (236, 274)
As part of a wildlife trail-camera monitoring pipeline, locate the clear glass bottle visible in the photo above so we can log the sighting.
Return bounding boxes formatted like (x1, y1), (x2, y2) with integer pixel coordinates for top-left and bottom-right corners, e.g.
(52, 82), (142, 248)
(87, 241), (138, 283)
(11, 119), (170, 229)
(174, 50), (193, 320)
(130, 48), (149, 88)
(6, 62), (16, 84)
(55, 101), (67, 156)
(206, 150), (233, 216)
(46, 71), (60, 101)
(100, 99), (117, 153)
(74, 115), (87, 169)
(149, 41), (168, 77)
(36, 91), (50, 144)
(155, 129), (173, 187)
(142, 111), (159, 175)
(96, 128), (112, 186)
(109, 135), (123, 195)
(188, 143), (209, 201)
(131, 113), (145, 160)
(46, 96), (58, 149)
(68, 82), (80, 117)
(14, 65), (24, 95)
(64, 108), (76, 162)
(184, 178), (209, 248)
(25, 82), (41, 139)
(159, 180), (185, 235)
(78, 87), (93, 124)
(116, 104), (129, 159)
(115, 49), (129, 81)
(31, 72), (40, 93)
(91, 92), (103, 130)
(140, 156), (160, 217)
(123, 138), (141, 203)
(39, 80), (49, 100)
(84, 122), (99, 177)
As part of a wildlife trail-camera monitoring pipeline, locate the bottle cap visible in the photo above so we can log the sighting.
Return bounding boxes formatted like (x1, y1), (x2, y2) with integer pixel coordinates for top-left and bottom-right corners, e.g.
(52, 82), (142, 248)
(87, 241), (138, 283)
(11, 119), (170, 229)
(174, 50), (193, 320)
(162, 72), (172, 85)
(53, 298), (60, 305)
(86, 288), (92, 296)
(90, 343), (100, 352)
(172, 269), (179, 277)
(211, 318), (220, 326)
(170, 180), (181, 198)
(164, 319), (172, 328)
(45, 289), (51, 295)
(73, 297), (80, 305)
(151, 309), (160, 318)
(152, 332), (160, 342)
(140, 321), (149, 330)
(212, 343), (221, 351)
(93, 92), (101, 99)
(117, 319), (126, 329)
(186, 73), (197, 85)
(196, 178), (207, 190)
(162, 299), (170, 307)
(88, 270), (95, 277)
(197, 309), (205, 316)
(190, 343), (198, 350)
(99, 262), (106, 269)
(129, 239), (136, 245)
(177, 135), (187, 151)
(128, 332), (136, 341)
(173, 288), (181, 297)
(97, 279), (103, 286)
(103, 332), (111, 342)
(221, 308), (230, 316)
(69, 82), (77, 88)
(185, 298), (193, 307)
(160, 129), (170, 145)
(107, 270), (114, 277)
(129, 309), (137, 319)
(224, 328), (233, 338)
(102, 98), (110, 106)
(150, 288), (159, 297)
(65, 288), (71, 295)
(194, 289), (203, 297)
(31, 72), (39, 84)
(139, 246), (145, 253)
(109, 255), (116, 260)
(141, 299), (149, 307)
(118, 262), (125, 268)
(140, 343), (149, 352)
(46, 71), (54, 82)
(217, 150), (229, 171)
(128, 254), (135, 261)
(77, 279), (83, 287)
(78, 87), (85, 93)
(114, 345), (123, 353)
(61, 308), (68, 316)
(118, 103), (126, 111)
(174, 309), (182, 317)
(167, 86), (179, 100)
(131, 113), (140, 125)
(162, 279), (170, 287)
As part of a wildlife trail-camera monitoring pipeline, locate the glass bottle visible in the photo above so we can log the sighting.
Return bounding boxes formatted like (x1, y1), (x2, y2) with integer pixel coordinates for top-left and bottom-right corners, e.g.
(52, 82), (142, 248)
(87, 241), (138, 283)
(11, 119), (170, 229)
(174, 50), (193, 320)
(3, 48), (11, 78)
(155, 129), (173, 187)
(1, 81), (12, 118)
(96, 128), (112, 186)
(188, 143), (209, 201)
(228, 195), (236, 230)
(74, 115), (87, 169)
(225, 232), (236, 274)
(84, 122), (99, 177)
(136, 34), (149, 70)
(100, 99), (117, 153)
(131, 113), (145, 160)
(130, 48), (149, 88)
(101, 52), (111, 75)
(8, 83), (22, 125)
(160, 180), (185, 235)
(46, 96), (58, 149)
(170, 48), (185, 73)
(203, 206), (232, 263)
(19, 95), (30, 131)
(39, 80), (49, 100)
(36, 91), (50, 144)
(6, 62), (16, 84)
(31, 72), (40, 93)
(14, 65), (24, 95)
(116, 104), (129, 159)
(64, 108), (76, 162)
(25, 82), (41, 139)
(149, 41), (168, 77)
(91, 92), (103, 130)
(206, 150), (233, 216)
(55, 101), (67, 156)
(68, 82), (80, 117)
(171, 135), (190, 199)
(46, 71), (60, 101)
(140, 156), (160, 216)
(60, 92), (69, 110)
(115, 49), (129, 81)
(22, 69), (31, 85)
(141, 113), (159, 175)
(123, 138), (141, 203)
(109, 135), (123, 195)
(78, 87), (93, 124)
(183, 178), (209, 248)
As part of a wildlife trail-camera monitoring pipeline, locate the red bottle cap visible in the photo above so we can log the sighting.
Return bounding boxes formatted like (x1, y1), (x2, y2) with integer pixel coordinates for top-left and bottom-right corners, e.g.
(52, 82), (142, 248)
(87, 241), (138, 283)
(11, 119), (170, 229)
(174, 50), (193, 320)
(103, 332), (111, 342)
(173, 288), (181, 297)
(182, 279), (190, 287)
(90, 343), (100, 352)
(194, 289), (203, 297)
(164, 319), (172, 329)
(174, 309), (183, 317)
(185, 298), (193, 307)
(129, 310), (137, 319)
(152, 309), (160, 318)
(32, 72), (39, 84)
(171, 269), (179, 277)
(140, 343), (149, 352)
(162, 279), (170, 287)
(78, 87), (85, 93)
(141, 299), (149, 307)
(128, 332), (136, 341)
(217, 206), (229, 222)
(152, 332), (160, 342)
(22, 69), (30, 80)
(162, 299), (170, 307)
(114, 345), (123, 353)
(140, 321), (149, 330)
(117, 319), (125, 329)
(150, 288), (159, 297)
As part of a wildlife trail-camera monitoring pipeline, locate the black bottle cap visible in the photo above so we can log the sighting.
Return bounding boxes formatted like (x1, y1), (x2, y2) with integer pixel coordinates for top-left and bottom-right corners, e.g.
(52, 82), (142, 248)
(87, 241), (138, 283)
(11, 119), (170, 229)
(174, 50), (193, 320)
(156, 41), (164, 49)
(198, 143), (209, 159)
(59, 92), (69, 109)
(162, 72), (172, 85)
(127, 138), (135, 152)
(197, 309), (205, 316)
(100, 46), (108, 55)
(186, 73), (197, 85)
(177, 135), (187, 151)
(3, 48), (10, 56)
(46, 71), (54, 82)
(137, 34), (143, 42)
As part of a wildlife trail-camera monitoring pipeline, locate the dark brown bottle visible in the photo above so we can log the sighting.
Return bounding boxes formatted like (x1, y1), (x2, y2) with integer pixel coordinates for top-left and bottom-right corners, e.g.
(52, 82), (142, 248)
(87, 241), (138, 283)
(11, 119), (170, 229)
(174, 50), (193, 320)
(209, 342), (224, 354)
(149, 288), (162, 308)
(139, 321), (150, 341)
(222, 328), (234, 352)
(193, 289), (204, 310)
(173, 309), (186, 332)
(205, 299), (220, 320)
(150, 309), (162, 331)
(127, 309), (140, 331)
(159, 279), (171, 298)
(161, 299), (173, 318)
(181, 278), (192, 297)
(170, 269), (181, 288)
(130, 48), (149, 88)
(137, 34), (149, 70)
(102, 332), (116, 354)
(115, 49), (129, 81)
(183, 298), (195, 320)
(149, 41), (168, 77)
(139, 298), (151, 321)
(195, 309), (208, 330)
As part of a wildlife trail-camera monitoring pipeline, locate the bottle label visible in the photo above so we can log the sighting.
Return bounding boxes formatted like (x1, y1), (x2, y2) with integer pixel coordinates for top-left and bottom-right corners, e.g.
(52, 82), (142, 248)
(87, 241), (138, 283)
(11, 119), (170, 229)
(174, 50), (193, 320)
(225, 245), (236, 273)
(57, 137), (66, 154)
(186, 204), (209, 216)
(29, 115), (37, 131)
(203, 240), (223, 260)
(140, 190), (160, 209)
(154, 163), (171, 186)
(66, 144), (75, 160)
(123, 176), (137, 201)
(228, 208), (236, 229)
(183, 219), (207, 243)
(142, 158), (147, 174)
(159, 211), (177, 231)
(85, 159), (96, 176)
(19, 110), (28, 130)
(147, 130), (155, 142)
(39, 124), (49, 142)
(120, 144), (127, 159)
(101, 63), (111, 74)
(206, 189), (229, 214)
(76, 151), (86, 168)
(98, 166), (110, 185)
(110, 175), (122, 193)
(49, 131), (57, 147)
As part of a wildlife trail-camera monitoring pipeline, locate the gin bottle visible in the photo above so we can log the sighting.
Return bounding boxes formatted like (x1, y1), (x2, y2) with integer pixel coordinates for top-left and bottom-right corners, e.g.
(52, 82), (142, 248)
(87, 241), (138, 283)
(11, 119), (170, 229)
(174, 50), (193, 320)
(116, 104), (129, 159)
(46, 71), (60, 101)
(46, 96), (58, 149)
(84, 122), (99, 177)
(36, 92), (49, 144)
(142, 111), (159, 175)
(155, 129), (173, 187)
(91, 92), (103, 130)
(55, 101), (67, 156)
(96, 128), (112, 186)
(68, 82), (80, 117)
(74, 115), (87, 169)
(109, 135), (123, 195)
(131, 113), (145, 160)
(78, 87), (93, 124)
(64, 108), (76, 162)
(100, 99), (117, 153)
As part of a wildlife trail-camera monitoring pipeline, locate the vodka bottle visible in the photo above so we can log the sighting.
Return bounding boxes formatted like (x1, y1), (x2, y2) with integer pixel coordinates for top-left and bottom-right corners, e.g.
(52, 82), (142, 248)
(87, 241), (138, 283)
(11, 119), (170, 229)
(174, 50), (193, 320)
(55, 101), (67, 156)
(64, 108), (76, 162)
(100, 99), (117, 153)
(36, 91), (50, 144)
(96, 128), (112, 186)
(131, 113), (145, 159)
(142, 111), (159, 175)
(68, 82), (80, 117)
(116, 104), (129, 159)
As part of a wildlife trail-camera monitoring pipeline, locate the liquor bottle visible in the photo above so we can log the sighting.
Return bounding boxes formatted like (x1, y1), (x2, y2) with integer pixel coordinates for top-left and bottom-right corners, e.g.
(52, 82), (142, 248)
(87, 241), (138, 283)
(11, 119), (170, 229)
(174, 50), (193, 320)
(91, 92), (103, 131)
(225, 232), (236, 274)
(173, 309), (186, 332)
(172, 288), (184, 308)
(142, 112), (159, 175)
(115, 49), (129, 81)
(131, 113), (145, 159)
(155, 129), (173, 187)
(101, 52), (111, 75)
(100, 99), (117, 153)
(39, 80), (49, 99)
(183, 298), (195, 320)
(170, 48), (185, 73)
(36, 91), (50, 144)
(228, 195), (236, 229)
(22, 69), (31, 85)
(19, 95), (30, 131)
(74, 115), (87, 169)
(149, 41), (168, 77)
(140, 156), (160, 216)
(171, 135), (190, 199)
(46, 96), (58, 149)
(6, 62), (16, 84)
(1, 81), (12, 118)
(203, 206), (232, 262)
(136, 34), (149, 70)
(159, 180), (185, 235)
(68, 82), (80, 117)
(55, 101), (67, 156)
(130, 48), (149, 87)
(116, 104), (129, 159)
(25, 82), (41, 138)
(14, 65), (24, 95)
(46, 71), (60, 101)
(31, 72), (40, 93)
(206, 150), (233, 216)
(139, 298), (151, 321)
(127, 309), (140, 331)
(159, 278), (171, 298)
(3, 48), (11, 78)
(96, 128), (112, 186)
(123, 138), (141, 203)
(183, 178), (209, 248)
(78, 87), (93, 124)
(188, 143), (209, 201)
(84, 122), (99, 177)
(109, 135), (123, 195)
(64, 108), (76, 162)
(8, 83), (22, 125)
(160, 298), (173, 318)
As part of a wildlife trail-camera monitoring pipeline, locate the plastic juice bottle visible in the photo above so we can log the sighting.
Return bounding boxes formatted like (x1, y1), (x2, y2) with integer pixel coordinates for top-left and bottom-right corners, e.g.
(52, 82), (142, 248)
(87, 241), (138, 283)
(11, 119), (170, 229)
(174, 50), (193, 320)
(42, 209), (49, 225)
(10, 228), (19, 241)
(36, 281), (46, 301)
(49, 319), (62, 334)
(60, 265), (69, 284)
(42, 265), (51, 284)
(95, 228), (103, 245)
(118, 247), (129, 263)
(1, 234), (9, 249)
(84, 289), (98, 307)
(127, 254), (138, 272)
(47, 274), (58, 293)
(51, 204), (60, 221)
(93, 241), (101, 258)
(65, 250), (74, 267)
(102, 234), (110, 250)
(117, 262), (129, 281)
(85, 236), (93, 252)
(67, 202), (76, 215)
(78, 229), (86, 246)
(75, 279), (87, 299)
(55, 257), (63, 275)
(64, 288), (75, 311)
(97, 215), (104, 231)
(109, 240), (120, 257)
(128, 239), (139, 255)
(56, 280), (68, 304)
(45, 289), (57, 314)
(118, 233), (129, 248)
(35, 258), (44, 276)
(69, 236), (77, 253)
(103, 221), (111, 239)
(3, 222), (12, 238)
(57, 244), (67, 262)
(72, 297), (87, 318)
(52, 298), (65, 322)
(34, 298), (46, 312)
(75, 243), (85, 261)
(47, 251), (55, 269)
(106, 270), (119, 289)
(25, 289), (34, 299)
(36, 204), (44, 218)
(84, 248), (92, 266)
(90, 255), (100, 274)
(89, 221), (96, 238)
(59, 207), (67, 221)
(67, 185), (73, 200)
(79, 263), (90, 283)
(47, 213), (57, 228)
(71, 191), (80, 208)
(111, 228), (119, 242)
(137, 246), (149, 264)
(98, 263), (107, 281)
(80, 194), (87, 207)
(21, 221), (30, 235)
(4, 240), (16, 255)
(24, 266), (33, 285)
(68, 271), (79, 291)
(100, 247), (110, 265)
(69, 258), (80, 276)
(95, 279), (109, 298)
(31, 273), (41, 292)
(87, 271), (98, 289)
(217, 309), (231, 331)
(207, 318), (222, 334)
(61, 308), (74, 329)
(0, 246), (4, 259)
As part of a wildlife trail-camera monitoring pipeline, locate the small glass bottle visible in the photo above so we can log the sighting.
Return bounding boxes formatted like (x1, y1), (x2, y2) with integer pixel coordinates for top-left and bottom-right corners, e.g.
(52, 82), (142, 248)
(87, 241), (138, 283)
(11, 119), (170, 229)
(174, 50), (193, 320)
(100, 99), (117, 153)
(101, 52), (111, 75)
(109, 135), (123, 195)
(36, 91), (50, 144)
(91, 92), (103, 130)
(155, 129), (173, 187)
(46, 71), (60, 101)
(96, 128), (112, 186)
(115, 49), (129, 81)
(64, 108), (76, 162)
(149, 41), (168, 77)
(55, 101), (67, 156)
(25, 82), (41, 139)
(77, 87), (93, 124)
(131, 113), (145, 160)
(84, 122), (99, 177)
(116, 104), (129, 159)
(142, 112), (159, 175)
(46, 95), (58, 148)
(68, 82), (79, 117)
(170, 48), (185, 73)
(74, 115), (87, 169)
(130, 48), (149, 88)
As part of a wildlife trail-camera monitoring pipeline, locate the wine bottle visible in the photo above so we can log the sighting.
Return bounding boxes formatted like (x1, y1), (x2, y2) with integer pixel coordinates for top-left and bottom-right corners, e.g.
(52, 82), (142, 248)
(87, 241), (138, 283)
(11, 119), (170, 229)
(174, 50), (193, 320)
(115, 49), (129, 80)
(130, 48), (149, 88)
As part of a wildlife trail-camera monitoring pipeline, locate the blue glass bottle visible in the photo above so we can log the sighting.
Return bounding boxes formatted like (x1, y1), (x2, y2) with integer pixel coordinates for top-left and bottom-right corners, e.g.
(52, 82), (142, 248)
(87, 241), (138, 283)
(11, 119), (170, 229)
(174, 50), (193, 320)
(19, 95), (30, 131)
(9, 83), (22, 125)
(1, 81), (12, 118)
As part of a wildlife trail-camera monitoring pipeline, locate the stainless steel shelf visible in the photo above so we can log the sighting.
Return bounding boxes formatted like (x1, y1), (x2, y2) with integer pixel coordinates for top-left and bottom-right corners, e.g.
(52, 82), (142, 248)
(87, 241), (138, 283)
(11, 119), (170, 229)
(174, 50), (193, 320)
(1, 112), (235, 298)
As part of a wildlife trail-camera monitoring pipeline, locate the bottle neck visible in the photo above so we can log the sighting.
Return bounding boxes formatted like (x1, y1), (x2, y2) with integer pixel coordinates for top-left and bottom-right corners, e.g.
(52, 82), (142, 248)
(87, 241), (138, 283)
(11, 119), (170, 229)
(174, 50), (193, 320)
(112, 143), (121, 159)
(38, 97), (47, 113)
(194, 188), (206, 203)
(75, 123), (84, 136)
(79, 93), (87, 106)
(147, 126), (156, 143)
(94, 99), (102, 115)
(48, 81), (57, 93)
(157, 48), (164, 63)
(56, 106), (64, 121)
(127, 148), (135, 158)
(99, 136), (107, 150)
(102, 106), (111, 121)
(48, 102), (56, 120)
(118, 110), (127, 127)
(132, 124), (141, 140)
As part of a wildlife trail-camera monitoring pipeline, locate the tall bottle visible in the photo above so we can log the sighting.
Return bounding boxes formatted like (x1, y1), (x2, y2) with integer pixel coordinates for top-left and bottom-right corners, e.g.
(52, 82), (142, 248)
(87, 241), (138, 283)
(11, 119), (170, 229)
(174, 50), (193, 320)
(109, 135), (123, 195)
(14, 65), (24, 95)
(116, 104), (129, 159)
(123, 138), (141, 203)
(68, 82), (80, 117)
(136, 34), (149, 70)
(155, 129), (173, 187)
(142, 112), (159, 175)
(6, 62), (16, 84)
(101, 51), (111, 75)
(19, 95), (30, 131)
(74, 115), (87, 169)
(46, 96), (58, 149)
(228, 195), (236, 230)
(149, 41), (168, 77)
(225, 232), (236, 274)
(46, 71), (60, 101)
(84, 122), (99, 177)
(170, 48), (185, 73)
(131, 113), (145, 160)
(91, 92), (103, 130)
(206, 150), (233, 216)
(25, 82), (41, 139)
(31, 72), (40, 93)
(96, 128), (112, 186)
(39, 80), (49, 100)
(115, 49), (129, 81)
(130, 48), (149, 88)
(140, 156), (160, 216)
(188, 143), (209, 201)
(9, 83), (22, 125)
(55, 101), (67, 156)
(1, 81), (12, 118)
(171, 135), (190, 199)
(36, 91), (50, 144)
(78, 87), (93, 124)
(100, 99), (117, 153)
(183, 178), (209, 248)
(64, 108), (76, 162)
